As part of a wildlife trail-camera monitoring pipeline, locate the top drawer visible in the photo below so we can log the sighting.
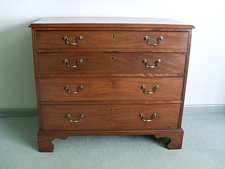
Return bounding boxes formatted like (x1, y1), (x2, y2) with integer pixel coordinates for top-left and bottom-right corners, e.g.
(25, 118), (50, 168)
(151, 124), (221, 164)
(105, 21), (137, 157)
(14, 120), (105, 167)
(35, 31), (188, 52)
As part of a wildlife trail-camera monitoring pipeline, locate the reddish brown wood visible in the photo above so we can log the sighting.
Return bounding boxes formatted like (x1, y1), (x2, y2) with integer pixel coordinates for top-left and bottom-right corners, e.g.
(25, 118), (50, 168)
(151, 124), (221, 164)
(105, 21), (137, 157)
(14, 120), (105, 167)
(30, 17), (194, 30)
(178, 31), (193, 128)
(154, 128), (184, 149)
(35, 31), (188, 52)
(31, 17), (193, 152)
(37, 128), (183, 151)
(39, 104), (180, 130)
(38, 77), (183, 102)
(38, 130), (54, 152)
(40, 100), (182, 105)
(37, 52), (185, 77)
(38, 130), (69, 152)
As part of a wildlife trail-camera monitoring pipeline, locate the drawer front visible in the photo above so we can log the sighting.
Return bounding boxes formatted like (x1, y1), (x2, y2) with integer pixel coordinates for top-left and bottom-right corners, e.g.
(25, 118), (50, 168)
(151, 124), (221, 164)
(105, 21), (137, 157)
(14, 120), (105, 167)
(35, 31), (188, 51)
(40, 104), (180, 130)
(37, 53), (185, 76)
(38, 78), (183, 101)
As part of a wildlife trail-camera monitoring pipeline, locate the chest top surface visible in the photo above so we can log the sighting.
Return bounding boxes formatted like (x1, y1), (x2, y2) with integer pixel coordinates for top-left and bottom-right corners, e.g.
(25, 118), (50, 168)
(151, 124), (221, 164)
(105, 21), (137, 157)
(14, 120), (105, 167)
(30, 17), (194, 29)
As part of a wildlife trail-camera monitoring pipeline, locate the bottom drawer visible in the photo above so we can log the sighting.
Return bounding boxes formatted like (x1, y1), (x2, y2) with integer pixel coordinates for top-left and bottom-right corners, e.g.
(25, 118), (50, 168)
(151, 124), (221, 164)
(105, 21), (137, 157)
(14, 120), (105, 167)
(40, 104), (181, 130)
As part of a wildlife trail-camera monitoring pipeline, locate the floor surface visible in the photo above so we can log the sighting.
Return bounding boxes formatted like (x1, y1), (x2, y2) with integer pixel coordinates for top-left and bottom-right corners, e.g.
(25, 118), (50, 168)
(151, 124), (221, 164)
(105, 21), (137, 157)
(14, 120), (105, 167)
(0, 108), (225, 169)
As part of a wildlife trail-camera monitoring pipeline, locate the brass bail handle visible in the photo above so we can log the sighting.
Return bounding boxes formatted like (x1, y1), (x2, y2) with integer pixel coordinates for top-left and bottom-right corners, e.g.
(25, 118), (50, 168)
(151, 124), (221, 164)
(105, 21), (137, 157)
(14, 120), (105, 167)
(63, 58), (84, 69)
(63, 35), (84, 46)
(64, 84), (84, 94)
(65, 113), (85, 124)
(139, 112), (159, 123)
(144, 35), (164, 46)
(141, 84), (160, 95)
(143, 58), (161, 69)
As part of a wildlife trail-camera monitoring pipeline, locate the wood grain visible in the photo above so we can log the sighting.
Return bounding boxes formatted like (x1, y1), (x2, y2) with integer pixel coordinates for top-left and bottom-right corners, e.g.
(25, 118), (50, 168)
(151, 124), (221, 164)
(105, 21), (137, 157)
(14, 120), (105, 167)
(40, 104), (180, 130)
(37, 52), (186, 77)
(35, 31), (188, 52)
(38, 128), (184, 152)
(31, 17), (193, 151)
(38, 77), (183, 102)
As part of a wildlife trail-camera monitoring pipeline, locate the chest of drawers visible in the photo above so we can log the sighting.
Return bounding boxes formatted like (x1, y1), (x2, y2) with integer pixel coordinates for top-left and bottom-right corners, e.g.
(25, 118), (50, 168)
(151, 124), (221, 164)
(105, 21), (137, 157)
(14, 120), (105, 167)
(30, 17), (193, 152)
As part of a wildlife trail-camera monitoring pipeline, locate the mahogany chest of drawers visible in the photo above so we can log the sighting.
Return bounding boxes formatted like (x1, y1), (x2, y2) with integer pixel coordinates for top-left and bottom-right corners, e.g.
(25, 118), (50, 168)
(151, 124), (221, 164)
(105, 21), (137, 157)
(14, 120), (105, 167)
(30, 17), (193, 152)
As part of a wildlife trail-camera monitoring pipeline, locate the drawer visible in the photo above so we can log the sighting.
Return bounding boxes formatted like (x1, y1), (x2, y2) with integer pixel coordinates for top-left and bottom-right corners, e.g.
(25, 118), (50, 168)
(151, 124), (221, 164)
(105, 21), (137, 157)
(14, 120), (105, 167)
(37, 53), (186, 76)
(38, 77), (183, 102)
(35, 31), (188, 52)
(40, 104), (180, 130)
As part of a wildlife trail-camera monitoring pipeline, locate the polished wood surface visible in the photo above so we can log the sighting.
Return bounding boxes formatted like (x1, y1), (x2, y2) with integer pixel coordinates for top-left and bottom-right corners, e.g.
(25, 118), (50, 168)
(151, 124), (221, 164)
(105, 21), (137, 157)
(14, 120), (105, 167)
(31, 17), (193, 152)
(36, 31), (188, 52)
(39, 77), (183, 102)
(37, 52), (185, 76)
(38, 129), (184, 152)
(30, 17), (194, 30)
(31, 17), (191, 25)
(40, 104), (180, 130)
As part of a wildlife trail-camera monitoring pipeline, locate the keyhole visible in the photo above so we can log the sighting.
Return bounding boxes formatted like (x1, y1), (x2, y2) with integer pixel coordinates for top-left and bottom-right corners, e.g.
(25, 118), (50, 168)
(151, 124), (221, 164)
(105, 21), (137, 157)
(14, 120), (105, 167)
(112, 33), (116, 40)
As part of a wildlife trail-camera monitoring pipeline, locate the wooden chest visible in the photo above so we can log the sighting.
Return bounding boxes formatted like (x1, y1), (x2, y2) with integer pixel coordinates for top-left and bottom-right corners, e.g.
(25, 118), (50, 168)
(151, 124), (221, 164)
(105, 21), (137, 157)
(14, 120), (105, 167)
(30, 17), (193, 152)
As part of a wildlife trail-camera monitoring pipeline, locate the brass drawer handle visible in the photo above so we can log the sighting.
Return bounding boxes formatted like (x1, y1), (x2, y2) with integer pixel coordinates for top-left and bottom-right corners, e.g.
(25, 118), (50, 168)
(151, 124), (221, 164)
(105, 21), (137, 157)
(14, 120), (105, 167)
(139, 112), (159, 123)
(140, 84), (159, 95)
(63, 35), (83, 46)
(63, 58), (84, 69)
(144, 35), (164, 46)
(143, 58), (161, 69)
(65, 113), (85, 124)
(64, 84), (84, 94)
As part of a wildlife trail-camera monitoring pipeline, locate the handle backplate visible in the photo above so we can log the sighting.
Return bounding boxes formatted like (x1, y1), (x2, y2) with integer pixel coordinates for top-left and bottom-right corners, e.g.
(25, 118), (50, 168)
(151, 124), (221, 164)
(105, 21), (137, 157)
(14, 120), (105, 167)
(144, 35), (164, 46)
(141, 84), (160, 95)
(63, 35), (83, 46)
(139, 112), (159, 123)
(143, 58), (161, 69)
(64, 84), (84, 95)
(63, 58), (84, 69)
(65, 113), (85, 124)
